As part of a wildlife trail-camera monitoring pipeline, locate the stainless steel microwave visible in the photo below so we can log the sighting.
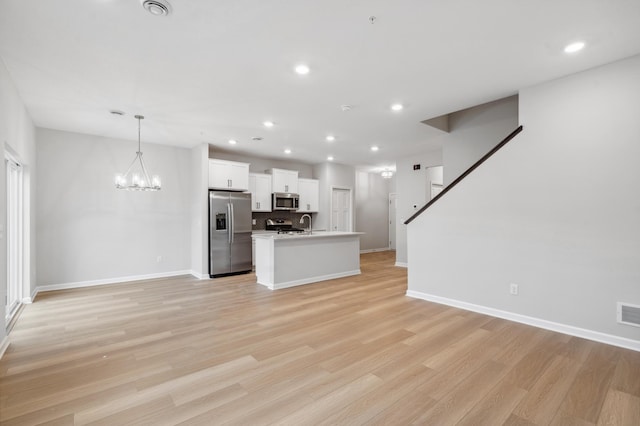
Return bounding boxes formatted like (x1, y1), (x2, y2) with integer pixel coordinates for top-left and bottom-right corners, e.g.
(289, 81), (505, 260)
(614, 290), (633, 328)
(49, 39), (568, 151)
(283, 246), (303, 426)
(272, 192), (299, 211)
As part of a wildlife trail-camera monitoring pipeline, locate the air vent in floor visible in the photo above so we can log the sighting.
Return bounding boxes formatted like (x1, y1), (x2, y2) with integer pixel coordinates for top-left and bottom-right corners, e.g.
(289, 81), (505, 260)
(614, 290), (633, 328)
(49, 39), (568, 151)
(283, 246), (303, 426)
(617, 302), (640, 327)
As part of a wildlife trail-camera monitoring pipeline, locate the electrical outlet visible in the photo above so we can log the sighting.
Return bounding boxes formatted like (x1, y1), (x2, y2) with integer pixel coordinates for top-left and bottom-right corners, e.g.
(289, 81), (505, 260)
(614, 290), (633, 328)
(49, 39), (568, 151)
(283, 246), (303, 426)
(510, 283), (519, 295)
(156, 256), (162, 263)
(252, 219), (256, 225)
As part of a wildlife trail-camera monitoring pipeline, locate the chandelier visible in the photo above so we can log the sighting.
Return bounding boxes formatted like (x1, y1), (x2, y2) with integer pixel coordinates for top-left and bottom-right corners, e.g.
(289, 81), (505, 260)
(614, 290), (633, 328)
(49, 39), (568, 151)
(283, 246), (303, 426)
(114, 115), (161, 191)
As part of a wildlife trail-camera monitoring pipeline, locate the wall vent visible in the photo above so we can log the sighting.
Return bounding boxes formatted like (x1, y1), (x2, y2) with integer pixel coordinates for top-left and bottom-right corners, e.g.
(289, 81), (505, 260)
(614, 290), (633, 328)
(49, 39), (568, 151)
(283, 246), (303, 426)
(617, 302), (640, 327)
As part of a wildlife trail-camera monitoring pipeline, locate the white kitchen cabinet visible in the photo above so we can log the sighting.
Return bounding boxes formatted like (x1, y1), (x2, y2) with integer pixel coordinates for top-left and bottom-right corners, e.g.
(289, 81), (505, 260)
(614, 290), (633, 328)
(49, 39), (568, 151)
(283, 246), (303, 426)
(249, 173), (272, 212)
(297, 178), (319, 212)
(268, 168), (298, 193)
(209, 159), (250, 191)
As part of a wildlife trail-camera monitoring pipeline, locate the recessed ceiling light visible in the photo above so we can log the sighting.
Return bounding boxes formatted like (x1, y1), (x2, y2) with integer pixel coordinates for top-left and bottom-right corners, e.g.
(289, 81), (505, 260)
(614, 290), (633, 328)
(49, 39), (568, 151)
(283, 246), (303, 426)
(341, 105), (352, 112)
(141, 0), (171, 16)
(371, 146), (379, 152)
(391, 103), (404, 111)
(327, 156), (334, 161)
(295, 64), (310, 75)
(326, 135), (335, 142)
(228, 139), (237, 145)
(284, 149), (292, 154)
(564, 41), (585, 54)
(263, 121), (274, 128)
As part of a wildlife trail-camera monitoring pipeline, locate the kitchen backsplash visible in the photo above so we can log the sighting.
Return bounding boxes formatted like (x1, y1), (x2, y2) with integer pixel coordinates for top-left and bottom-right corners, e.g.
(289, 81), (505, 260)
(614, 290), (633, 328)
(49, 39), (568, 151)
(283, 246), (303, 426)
(252, 211), (314, 230)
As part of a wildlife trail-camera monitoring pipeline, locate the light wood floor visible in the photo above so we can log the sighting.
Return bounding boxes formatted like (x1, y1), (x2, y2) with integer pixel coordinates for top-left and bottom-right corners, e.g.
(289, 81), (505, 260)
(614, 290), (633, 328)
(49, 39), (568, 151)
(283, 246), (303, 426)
(1, 251), (639, 425)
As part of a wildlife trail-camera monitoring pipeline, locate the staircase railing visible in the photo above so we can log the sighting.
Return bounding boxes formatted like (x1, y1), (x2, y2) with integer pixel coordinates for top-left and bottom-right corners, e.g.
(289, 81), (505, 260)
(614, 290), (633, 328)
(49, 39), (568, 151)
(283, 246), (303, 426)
(404, 125), (523, 225)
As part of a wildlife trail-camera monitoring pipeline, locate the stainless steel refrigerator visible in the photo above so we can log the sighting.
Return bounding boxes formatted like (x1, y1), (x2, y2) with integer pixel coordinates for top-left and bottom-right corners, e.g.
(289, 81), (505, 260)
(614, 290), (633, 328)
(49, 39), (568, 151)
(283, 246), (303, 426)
(209, 190), (252, 277)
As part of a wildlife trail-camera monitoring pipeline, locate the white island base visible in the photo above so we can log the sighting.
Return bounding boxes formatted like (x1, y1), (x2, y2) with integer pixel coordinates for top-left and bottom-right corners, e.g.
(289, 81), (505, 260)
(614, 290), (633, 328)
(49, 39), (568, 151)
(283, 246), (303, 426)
(253, 232), (362, 290)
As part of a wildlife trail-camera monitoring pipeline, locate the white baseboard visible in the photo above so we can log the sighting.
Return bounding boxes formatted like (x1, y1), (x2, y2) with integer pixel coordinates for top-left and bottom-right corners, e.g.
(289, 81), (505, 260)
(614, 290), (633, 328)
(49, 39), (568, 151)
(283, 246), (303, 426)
(395, 262), (408, 268)
(258, 269), (361, 290)
(0, 336), (9, 360)
(22, 286), (39, 304)
(36, 270), (194, 293)
(360, 248), (391, 254)
(190, 271), (210, 280)
(406, 290), (640, 352)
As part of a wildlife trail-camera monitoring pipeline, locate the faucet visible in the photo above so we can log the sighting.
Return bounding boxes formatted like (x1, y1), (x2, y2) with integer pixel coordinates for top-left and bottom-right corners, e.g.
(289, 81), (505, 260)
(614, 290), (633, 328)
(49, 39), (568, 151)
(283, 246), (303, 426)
(300, 214), (312, 234)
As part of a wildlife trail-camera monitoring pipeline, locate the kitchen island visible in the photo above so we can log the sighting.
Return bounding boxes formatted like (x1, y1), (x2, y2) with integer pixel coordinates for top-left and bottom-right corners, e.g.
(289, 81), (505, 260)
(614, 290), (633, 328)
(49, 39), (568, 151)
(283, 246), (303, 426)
(252, 232), (363, 290)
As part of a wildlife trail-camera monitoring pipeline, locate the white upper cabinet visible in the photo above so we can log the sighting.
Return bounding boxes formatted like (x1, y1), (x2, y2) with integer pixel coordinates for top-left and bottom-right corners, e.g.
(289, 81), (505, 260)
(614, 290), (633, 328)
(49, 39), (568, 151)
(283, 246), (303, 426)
(298, 178), (319, 212)
(209, 159), (250, 191)
(249, 173), (272, 212)
(268, 168), (298, 193)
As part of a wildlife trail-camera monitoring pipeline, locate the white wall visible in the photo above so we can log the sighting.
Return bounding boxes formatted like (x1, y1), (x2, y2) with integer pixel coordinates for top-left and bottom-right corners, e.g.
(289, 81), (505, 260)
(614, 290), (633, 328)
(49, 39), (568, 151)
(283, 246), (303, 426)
(190, 143), (209, 278)
(394, 95), (519, 266)
(36, 128), (192, 286)
(443, 96), (519, 185)
(388, 174), (397, 194)
(0, 59), (36, 353)
(407, 55), (640, 346)
(355, 171), (391, 251)
(313, 163), (330, 231)
(394, 150), (442, 265)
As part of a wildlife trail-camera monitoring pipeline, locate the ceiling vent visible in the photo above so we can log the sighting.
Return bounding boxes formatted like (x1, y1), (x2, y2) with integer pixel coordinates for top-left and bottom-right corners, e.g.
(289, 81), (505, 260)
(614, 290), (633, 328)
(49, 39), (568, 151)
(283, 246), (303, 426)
(617, 302), (640, 327)
(141, 0), (171, 16)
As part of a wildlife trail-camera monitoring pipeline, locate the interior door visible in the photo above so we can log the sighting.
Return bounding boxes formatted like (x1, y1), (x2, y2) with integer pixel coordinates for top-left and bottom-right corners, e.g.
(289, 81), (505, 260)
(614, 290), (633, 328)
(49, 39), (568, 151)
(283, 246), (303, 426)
(229, 192), (252, 273)
(426, 165), (444, 201)
(209, 191), (231, 276)
(331, 188), (351, 232)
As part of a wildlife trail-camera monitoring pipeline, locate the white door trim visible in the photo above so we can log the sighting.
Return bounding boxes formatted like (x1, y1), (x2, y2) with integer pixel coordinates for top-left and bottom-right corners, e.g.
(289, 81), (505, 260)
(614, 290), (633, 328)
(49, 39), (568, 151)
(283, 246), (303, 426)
(5, 151), (24, 323)
(388, 192), (397, 250)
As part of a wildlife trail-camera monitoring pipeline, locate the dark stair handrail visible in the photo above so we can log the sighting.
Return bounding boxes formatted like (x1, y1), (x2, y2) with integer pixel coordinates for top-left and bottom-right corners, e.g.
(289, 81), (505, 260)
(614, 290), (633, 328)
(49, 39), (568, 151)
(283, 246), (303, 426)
(404, 125), (523, 225)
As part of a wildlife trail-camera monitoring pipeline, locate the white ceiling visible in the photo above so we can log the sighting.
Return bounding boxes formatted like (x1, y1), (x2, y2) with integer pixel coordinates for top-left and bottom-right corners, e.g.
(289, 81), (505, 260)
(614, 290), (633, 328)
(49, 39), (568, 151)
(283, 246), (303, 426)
(1, 0), (640, 171)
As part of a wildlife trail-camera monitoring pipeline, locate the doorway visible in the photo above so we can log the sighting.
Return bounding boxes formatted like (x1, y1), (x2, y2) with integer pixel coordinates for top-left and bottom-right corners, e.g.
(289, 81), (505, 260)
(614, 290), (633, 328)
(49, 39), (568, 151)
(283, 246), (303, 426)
(389, 192), (397, 250)
(426, 166), (444, 201)
(5, 153), (24, 323)
(330, 187), (352, 232)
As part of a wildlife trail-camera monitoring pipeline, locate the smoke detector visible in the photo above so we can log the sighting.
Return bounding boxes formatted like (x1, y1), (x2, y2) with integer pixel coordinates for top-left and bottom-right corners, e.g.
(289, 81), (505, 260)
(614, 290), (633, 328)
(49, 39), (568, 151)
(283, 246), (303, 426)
(141, 0), (172, 16)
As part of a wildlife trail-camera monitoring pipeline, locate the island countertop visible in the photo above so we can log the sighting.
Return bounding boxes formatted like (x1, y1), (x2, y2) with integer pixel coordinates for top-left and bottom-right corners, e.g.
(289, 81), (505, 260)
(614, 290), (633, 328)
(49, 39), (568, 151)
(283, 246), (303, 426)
(252, 231), (363, 241)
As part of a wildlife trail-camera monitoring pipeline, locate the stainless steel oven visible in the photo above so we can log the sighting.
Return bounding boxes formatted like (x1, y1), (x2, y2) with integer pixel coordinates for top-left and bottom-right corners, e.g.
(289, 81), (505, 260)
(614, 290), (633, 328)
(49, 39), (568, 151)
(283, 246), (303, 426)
(272, 192), (299, 211)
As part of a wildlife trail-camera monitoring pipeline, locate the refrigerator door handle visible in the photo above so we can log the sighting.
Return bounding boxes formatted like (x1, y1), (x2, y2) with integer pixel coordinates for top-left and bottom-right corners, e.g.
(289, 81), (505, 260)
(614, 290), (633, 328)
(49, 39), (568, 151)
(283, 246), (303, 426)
(229, 202), (235, 243)
(227, 203), (233, 244)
